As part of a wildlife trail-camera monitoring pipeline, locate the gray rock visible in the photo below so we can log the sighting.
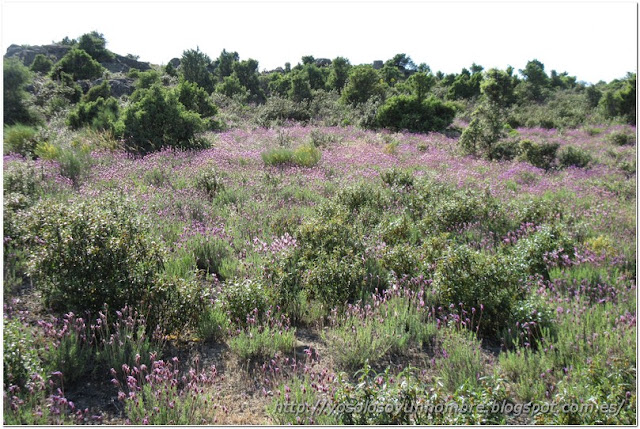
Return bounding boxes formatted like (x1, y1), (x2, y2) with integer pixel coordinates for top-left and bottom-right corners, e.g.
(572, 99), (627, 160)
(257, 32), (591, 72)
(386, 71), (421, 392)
(5, 44), (70, 66)
(168, 57), (181, 68)
(5, 44), (152, 73)
(90, 78), (136, 98)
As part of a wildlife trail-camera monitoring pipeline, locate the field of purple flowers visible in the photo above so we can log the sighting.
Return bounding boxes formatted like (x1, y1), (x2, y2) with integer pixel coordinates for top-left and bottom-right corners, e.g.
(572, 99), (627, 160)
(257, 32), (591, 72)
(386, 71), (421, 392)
(4, 122), (636, 424)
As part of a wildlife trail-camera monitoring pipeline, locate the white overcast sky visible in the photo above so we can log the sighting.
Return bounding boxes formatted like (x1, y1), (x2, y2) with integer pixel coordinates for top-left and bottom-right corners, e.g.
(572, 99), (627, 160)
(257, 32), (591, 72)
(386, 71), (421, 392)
(1, 1), (637, 84)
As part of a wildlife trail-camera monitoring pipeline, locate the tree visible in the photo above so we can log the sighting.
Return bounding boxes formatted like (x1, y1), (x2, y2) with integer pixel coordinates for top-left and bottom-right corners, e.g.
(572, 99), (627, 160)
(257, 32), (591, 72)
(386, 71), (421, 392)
(181, 47), (215, 93)
(327, 56), (351, 92)
(216, 74), (249, 100)
(517, 59), (550, 103)
(50, 48), (105, 81)
(232, 59), (265, 103)
(288, 70), (312, 103)
(215, 49), (239, 81)
(4, 58), (37, 125)
(481, 68), (516, 109)
(405, 72), (434, 101)
(77, 31), (114, 62)
(340, 65), (386, 106)
(598, 73), (636, 124)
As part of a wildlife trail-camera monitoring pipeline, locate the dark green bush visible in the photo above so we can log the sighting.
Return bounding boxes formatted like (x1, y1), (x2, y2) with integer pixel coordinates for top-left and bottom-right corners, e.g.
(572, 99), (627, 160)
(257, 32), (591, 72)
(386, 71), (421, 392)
(180, 47), (215, 93)
(303, 250), (369, 308)
(3, 125), (39, 156)
(607, 130), (635, 146)
(518, 139), (559, 170)
(488, 138), (520, 161)
(116, 84), (208, 154)
(23, 196), (166, 315)
(341, 65), (386, 106)
(83, 80), (111, 102)
(558, 145), (592, 168)
(30, 54), (53, 74)
(67, 96), (119, 130)
(77, 31), (114, 62)
(50, 48), (104, 81)
(4, 58), (38, 125)
(176, 80), (219, 128)
(376, 95), (455, 133)
(215, 74), (249, 100)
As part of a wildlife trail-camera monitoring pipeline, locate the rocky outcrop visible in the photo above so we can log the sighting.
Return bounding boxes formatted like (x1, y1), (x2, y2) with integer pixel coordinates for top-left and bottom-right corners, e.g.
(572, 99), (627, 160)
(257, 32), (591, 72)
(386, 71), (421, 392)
(102, 53), (151, 73)
(4, 44), (152, 73)
(5, 44), (71, 66)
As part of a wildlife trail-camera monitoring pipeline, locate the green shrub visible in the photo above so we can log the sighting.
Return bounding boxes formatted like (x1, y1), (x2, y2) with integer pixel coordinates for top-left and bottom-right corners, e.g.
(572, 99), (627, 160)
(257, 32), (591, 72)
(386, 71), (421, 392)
(376, 95), (455, 133)
(518, 139), (559, 170)
(341, 65), (386, 106)
(77, 31), (114, 62)
(4, 57), (38, 125)
(558, 145), (593, 168)
(256, 96), (311, 126)
(180, 47), (216, 94)
(303, 250), (370, 308)
(116, 84), (208, 154)
(221, 278), (272, 326)
(292, 143), (322, 167)
(146, 274), (207, 335)
(197, 301), (228, 342)
(50, 48), (104, 81)
(176, 79), (218, 120)
(511, 224), (575, 279)
(3, 317), (43, 388)
(433, 246), (521, 334)
(488, 138), (520, 161)
(24, 196), (166, 315)
(3, 124), (39, 156)
(502, 295), (557, 349)
(194, 168), (225, 198)
(84, 80), (111, 102)
(67, 96), (119, 130)
(30, 54), (53, 74)
(607, 130), (635, 146)
(261, 147), (294, 166)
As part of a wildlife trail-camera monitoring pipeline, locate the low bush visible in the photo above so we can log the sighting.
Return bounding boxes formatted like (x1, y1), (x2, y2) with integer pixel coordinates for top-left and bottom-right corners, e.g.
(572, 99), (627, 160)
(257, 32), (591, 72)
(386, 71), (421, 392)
(256, 96), (311, 126)
(557, 145), (593, 168)
(607, 129), (635, 146)
(23, 196), (166, 315)
(376, 95), (456, 133)
(67, 96), (119, 130)
(3, 124), (39, 157)
(3, 318), (43, 388)
(433, 245), (522, 334)
(220, 278), (272, 326)
(518, 139), (559, 170)
(30, 54), (53, 74)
